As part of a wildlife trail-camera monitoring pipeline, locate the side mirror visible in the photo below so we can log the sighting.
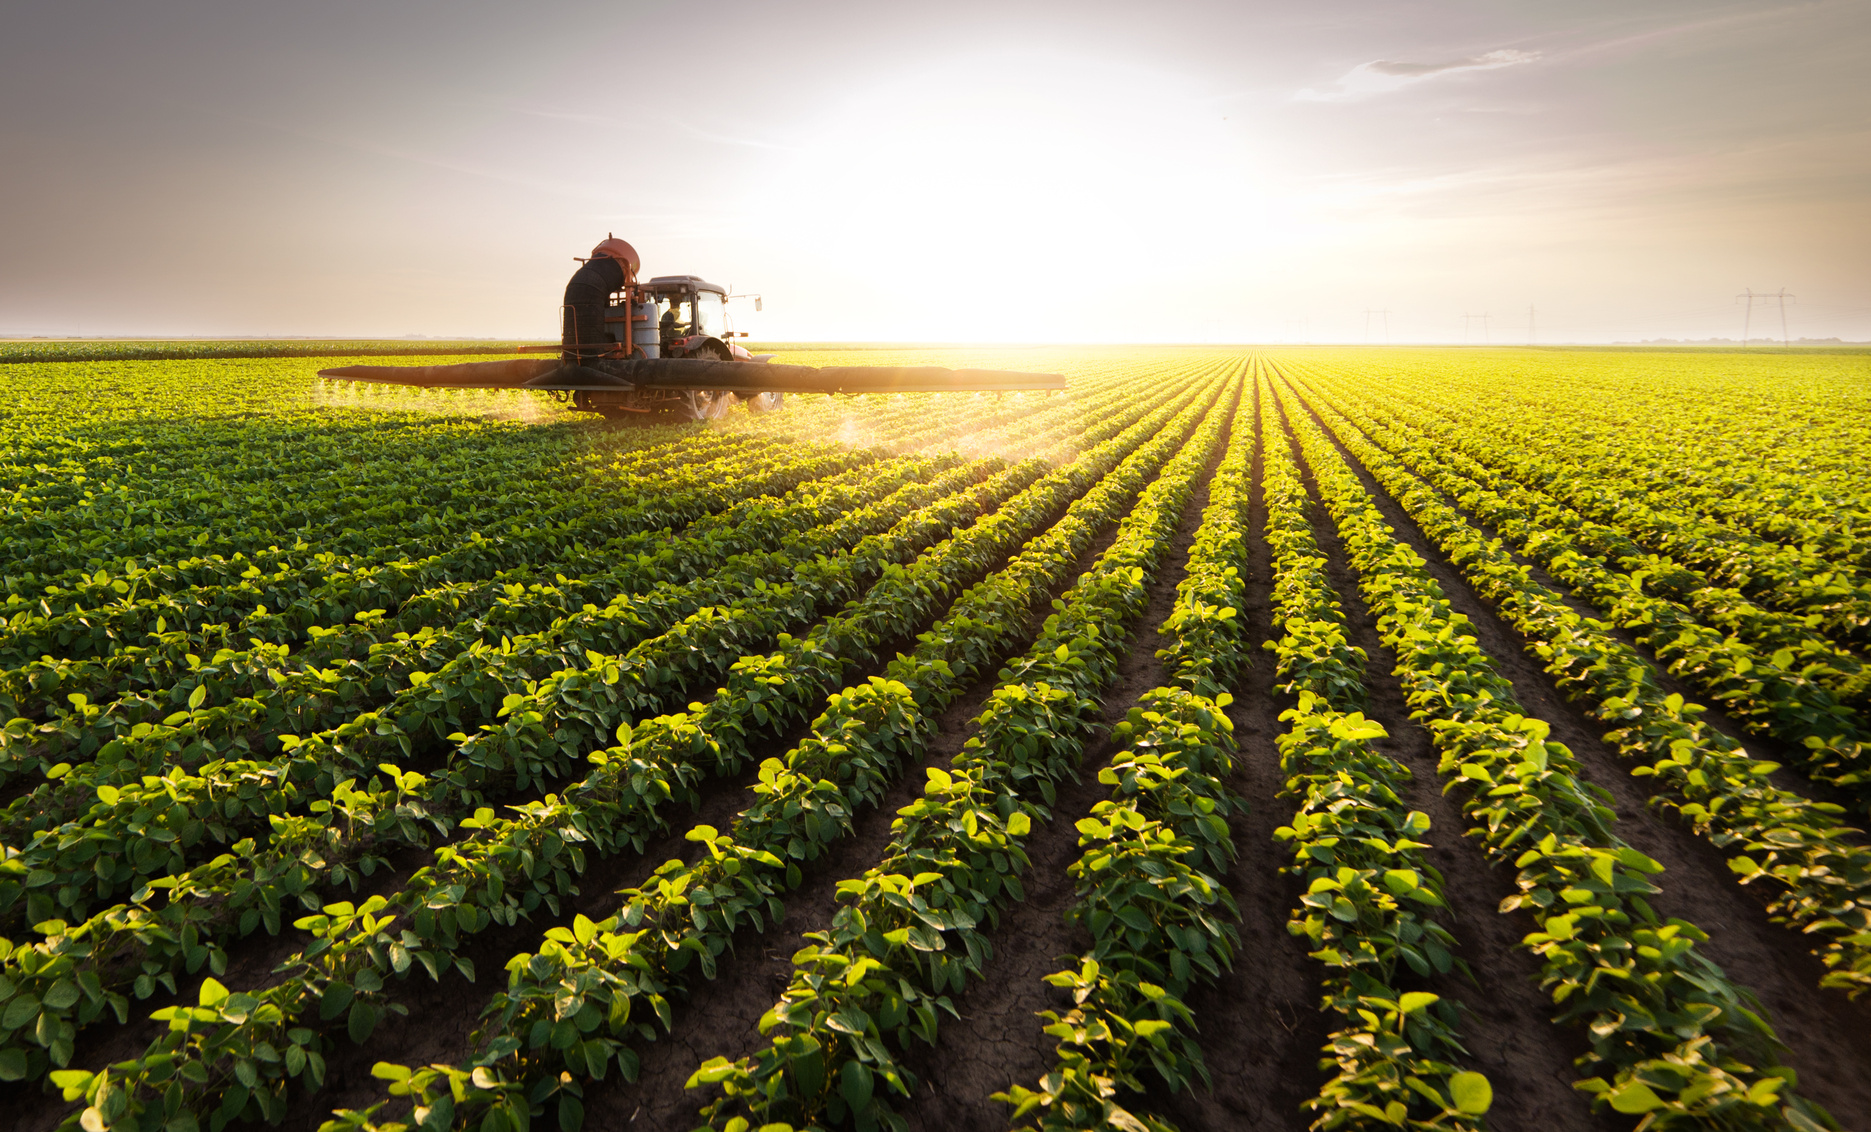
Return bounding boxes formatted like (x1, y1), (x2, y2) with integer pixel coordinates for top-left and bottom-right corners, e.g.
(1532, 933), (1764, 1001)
(754, 298), (763, 312)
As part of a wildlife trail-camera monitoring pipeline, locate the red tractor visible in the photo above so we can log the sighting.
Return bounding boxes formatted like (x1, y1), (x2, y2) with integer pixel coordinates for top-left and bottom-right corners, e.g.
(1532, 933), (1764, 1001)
(320, 237), (1062, 420)
(603, 272), (783, 419)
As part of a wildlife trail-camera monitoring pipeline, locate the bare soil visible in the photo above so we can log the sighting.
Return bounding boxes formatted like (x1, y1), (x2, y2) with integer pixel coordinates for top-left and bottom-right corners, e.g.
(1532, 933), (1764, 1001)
(1275, 372), (1871, 1127)
(581, 378), (1234, 1131)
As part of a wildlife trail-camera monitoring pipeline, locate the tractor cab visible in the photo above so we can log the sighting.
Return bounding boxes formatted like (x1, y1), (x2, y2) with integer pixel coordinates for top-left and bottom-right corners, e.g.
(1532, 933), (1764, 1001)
(643, 276), (751, 362)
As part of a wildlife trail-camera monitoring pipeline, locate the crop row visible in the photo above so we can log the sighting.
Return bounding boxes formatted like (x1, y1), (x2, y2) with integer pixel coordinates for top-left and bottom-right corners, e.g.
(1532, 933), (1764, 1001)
(3, 372), (1173, 944)
(1274, 373), (1840, 1129)
(0, 456), (958, 804)
(1255, 373), (1490, 1129)
(0, 446), (1017, 1085)
(0, 438), (872, 674)
(1, 374), (1125, 732)
(990, 690), (1243, 1132)
(338, 364), (1234, 1132)
(6, 370), (1123, 754)
(1304, 371), (1871, 715)
(1366, 372), (1871, 647)
(0, 379), (1107, 915)
(1283, 367), (1871, 1000)
(0, 381), (1145, 1047)
(993, 362), (1262, 1132)
(37, 365), (1228, 1130)
(0, 456), (968, 870)
(0, 380), (1155, 1072)
(0, 425), (752, 608)
(688, 367), (1236, 1131)
(1289, 369), (1871, 797)
(0, 448), (1012, 1081)
(1407, 362), (1871, 567)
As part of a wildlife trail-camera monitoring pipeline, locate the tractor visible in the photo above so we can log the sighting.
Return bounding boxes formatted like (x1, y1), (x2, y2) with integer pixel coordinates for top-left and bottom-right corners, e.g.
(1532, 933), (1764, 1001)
(319, 237), (1063, 419)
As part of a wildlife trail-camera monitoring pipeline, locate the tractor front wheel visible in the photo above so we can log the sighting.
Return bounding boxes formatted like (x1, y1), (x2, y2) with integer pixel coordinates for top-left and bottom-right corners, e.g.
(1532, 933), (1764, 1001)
(743, 391), (785, 414)
(679, 342), (736, 420)
(681, 390), (733, 420)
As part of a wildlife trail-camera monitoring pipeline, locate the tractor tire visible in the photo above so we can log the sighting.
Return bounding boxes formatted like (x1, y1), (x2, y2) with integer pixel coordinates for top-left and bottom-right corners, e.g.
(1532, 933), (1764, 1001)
(679, 342), (735, 420)
(680, 390), (733, 421)
(743, 391), (785, 414)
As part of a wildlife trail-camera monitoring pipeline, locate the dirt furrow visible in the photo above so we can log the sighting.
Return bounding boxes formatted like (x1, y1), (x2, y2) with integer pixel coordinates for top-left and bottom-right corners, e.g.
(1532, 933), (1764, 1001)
(894, 389), (1241, 1131)
(1134, 384), (1329, 1132)
(498, 399), (1222, 1131)
(1278, 374), (1871, 1124)
(1291, 370), (1864, 813)
(13, 472), (1091, 1132)
(1276, 395), (1614, 1130)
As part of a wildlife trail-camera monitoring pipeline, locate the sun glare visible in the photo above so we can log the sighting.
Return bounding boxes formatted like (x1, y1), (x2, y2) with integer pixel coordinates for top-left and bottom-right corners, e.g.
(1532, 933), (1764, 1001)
(745, 53), (1285, 340)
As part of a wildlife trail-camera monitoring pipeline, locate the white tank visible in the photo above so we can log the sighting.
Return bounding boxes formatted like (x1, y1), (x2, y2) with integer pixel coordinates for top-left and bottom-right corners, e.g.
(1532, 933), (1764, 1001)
(632, 301), (660, 358)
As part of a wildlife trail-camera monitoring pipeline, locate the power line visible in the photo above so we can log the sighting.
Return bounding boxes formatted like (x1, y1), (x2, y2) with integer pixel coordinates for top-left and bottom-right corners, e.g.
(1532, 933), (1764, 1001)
(1737, 287), (1796, 346)
(1362, 308), (1391, 345)
(1528, 304), (1535, 347)
(1462, 311), (1491, 344)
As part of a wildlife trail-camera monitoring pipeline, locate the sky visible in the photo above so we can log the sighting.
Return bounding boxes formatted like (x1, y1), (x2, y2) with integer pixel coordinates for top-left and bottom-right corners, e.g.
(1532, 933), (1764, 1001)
(1, 0), (1866, 343)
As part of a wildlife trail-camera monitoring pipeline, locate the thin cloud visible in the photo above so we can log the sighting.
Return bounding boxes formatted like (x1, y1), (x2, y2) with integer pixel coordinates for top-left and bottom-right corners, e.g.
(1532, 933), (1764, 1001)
(1298, 49), (1538, 101)
(675, 122), (802, 152)
(516, 108), (613, 125)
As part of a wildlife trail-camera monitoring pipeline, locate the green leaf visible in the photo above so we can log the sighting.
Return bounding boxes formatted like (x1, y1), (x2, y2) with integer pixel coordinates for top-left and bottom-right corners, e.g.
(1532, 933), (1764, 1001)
(49, 1068), (93, 1093)
(686, 1057), (738, 1086)
(197, 977), (229, 1007)
(840, 1059), (875, 1111)
(0, 1048), (27, 1081)
(348, 1000), (378, 1045)
(43, 980), (81, 1010)
(1397, 992), (1438, 1014)
(1607, 1080), (1663, 1114)
(1744, 1076), (1784, 1104)
(1, 995), (39, 1031)
(95, 785), (121, 807)
(1449, 1071), (1492, 1114)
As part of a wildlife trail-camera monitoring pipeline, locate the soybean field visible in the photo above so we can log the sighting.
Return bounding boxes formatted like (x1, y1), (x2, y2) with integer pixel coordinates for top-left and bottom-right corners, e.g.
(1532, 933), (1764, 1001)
(2, 345), (1869, 1132)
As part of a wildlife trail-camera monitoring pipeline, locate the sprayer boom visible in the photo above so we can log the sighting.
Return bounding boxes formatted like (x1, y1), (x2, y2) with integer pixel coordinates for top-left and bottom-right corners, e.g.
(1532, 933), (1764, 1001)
(318, 356), (1065, 394)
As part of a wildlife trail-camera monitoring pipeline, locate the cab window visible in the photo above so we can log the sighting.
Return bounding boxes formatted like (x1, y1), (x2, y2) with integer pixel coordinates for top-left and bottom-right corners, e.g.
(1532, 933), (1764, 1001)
(657, 296), (693, 337)
(694, 293), (725, 339)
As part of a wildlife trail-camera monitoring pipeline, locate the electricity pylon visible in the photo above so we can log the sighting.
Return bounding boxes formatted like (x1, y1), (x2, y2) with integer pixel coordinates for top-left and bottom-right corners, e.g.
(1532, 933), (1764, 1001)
(1363, 308), (1391, 344)
(1737, 288), (1795, 346)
